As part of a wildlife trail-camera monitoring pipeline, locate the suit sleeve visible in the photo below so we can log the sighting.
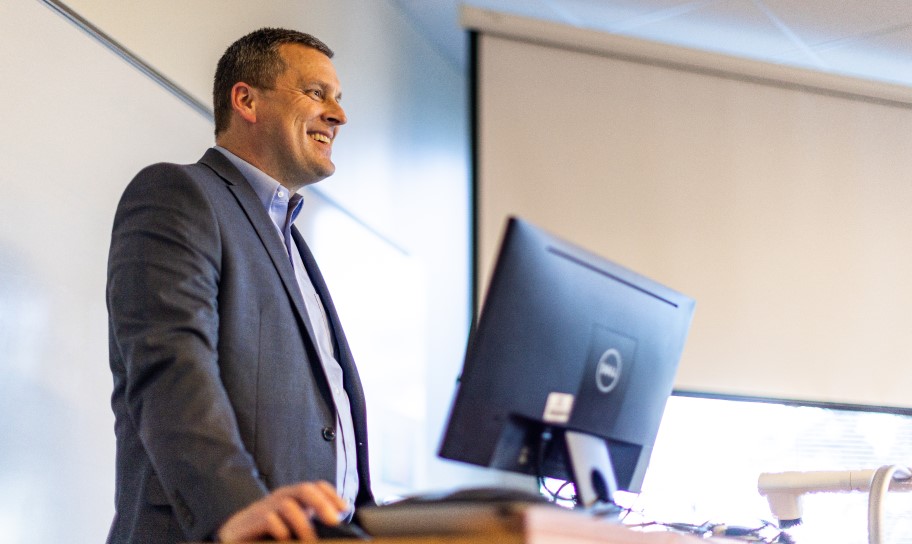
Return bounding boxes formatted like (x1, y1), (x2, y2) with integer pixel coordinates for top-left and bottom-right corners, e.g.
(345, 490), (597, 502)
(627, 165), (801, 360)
(107, 163), (268, 539)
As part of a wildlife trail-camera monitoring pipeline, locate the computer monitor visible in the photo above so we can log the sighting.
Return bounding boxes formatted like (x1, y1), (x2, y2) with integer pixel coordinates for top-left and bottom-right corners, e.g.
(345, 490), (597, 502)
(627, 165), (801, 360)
(438, 217), (695, 507)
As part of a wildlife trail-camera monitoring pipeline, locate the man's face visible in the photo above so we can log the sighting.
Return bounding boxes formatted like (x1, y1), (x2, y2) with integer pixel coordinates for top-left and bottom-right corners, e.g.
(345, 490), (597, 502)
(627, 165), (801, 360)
(254, 44), (346, 189)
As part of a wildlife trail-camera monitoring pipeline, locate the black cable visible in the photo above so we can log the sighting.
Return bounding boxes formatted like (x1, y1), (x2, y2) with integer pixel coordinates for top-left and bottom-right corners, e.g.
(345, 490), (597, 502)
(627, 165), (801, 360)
(625, 518), (793, 543)
(535, 427), (552, 478)
(539, 475), (576, 502)
(537, 427), (576, 503)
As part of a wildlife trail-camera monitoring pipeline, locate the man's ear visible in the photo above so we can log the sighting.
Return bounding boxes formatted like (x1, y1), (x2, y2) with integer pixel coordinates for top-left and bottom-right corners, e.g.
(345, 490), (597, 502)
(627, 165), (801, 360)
(230, 82), (258, 124)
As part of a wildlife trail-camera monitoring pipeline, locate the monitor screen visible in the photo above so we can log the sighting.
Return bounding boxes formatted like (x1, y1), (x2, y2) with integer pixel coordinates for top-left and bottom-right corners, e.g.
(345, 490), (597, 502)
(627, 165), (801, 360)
(439, 217), (695, 500)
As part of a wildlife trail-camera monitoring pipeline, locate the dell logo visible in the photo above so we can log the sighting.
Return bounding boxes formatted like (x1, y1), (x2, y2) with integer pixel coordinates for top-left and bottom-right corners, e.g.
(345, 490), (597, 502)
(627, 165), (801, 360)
(595, 348), (622, 393)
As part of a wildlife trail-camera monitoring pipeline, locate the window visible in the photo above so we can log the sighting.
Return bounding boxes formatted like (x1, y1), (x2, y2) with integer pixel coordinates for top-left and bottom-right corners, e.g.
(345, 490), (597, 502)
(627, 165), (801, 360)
(621, 395), (912, 542)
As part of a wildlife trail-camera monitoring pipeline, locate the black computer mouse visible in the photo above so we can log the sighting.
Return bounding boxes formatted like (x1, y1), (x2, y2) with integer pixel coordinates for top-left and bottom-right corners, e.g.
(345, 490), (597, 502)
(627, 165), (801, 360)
(312, 518), (371, 540)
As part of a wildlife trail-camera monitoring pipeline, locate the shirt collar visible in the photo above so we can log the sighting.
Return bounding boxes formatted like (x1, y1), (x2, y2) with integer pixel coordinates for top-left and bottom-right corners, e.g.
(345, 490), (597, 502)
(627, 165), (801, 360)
(214, 146), (303, 225)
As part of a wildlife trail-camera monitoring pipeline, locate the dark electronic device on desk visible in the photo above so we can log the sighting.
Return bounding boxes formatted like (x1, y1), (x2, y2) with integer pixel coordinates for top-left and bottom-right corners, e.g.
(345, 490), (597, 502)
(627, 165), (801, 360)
(438, 217), (695, 509)
(312, 518), (372, 540)
(356, 217), (695, 537)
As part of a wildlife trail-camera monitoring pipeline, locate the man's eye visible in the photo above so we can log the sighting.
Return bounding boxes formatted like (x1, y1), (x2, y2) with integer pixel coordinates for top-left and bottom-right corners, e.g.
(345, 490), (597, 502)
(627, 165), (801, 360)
(305, 89), (324, 100)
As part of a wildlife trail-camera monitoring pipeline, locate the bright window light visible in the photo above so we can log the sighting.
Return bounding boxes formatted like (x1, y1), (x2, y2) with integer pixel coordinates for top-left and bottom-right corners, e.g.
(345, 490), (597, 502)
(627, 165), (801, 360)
(628, 396), (912, 542)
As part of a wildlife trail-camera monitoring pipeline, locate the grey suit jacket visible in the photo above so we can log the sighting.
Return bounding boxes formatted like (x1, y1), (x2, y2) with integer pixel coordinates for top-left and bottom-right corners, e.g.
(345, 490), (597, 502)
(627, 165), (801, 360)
(106, 148), (373, 543)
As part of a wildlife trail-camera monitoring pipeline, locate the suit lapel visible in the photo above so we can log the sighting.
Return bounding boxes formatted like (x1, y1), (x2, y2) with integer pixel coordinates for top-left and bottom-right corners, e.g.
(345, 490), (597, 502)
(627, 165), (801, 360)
(197, 149), (322, 355)
(291, 228), (368, 430)
(290, 228), (348, 362)
(292, 229), (373, 505)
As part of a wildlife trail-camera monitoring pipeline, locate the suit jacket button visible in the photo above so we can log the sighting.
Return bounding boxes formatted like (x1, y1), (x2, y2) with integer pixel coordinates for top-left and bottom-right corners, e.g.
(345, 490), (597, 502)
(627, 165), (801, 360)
(322, 427), (336, 441)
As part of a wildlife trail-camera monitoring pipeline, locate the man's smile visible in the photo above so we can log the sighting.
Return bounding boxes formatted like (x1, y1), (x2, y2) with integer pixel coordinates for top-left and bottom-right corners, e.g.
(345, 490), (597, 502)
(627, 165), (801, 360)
(309, 132), (332, 144)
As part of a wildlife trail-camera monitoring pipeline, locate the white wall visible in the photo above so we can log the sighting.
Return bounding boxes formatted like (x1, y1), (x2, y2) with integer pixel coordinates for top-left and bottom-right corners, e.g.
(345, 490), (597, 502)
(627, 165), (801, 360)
(0, 1), (471, 542)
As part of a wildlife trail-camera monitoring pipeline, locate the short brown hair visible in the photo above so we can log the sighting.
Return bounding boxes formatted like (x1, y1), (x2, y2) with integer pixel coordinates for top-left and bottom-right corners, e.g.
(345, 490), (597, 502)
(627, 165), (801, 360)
(213, 27), (333, 135)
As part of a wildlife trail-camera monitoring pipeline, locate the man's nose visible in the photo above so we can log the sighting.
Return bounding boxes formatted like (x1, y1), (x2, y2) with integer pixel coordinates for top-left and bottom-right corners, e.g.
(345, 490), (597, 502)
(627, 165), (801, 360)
(325, 100), (346, 126)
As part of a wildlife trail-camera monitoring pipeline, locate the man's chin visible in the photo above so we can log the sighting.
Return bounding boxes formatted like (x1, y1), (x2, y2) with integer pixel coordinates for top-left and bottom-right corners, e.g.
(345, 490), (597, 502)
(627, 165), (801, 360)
(316, 163), (336, 181)
(298, 166), (336, 188)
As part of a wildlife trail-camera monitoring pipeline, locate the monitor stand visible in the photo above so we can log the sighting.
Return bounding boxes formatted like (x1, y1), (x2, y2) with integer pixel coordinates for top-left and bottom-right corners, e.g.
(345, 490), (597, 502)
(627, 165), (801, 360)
(565, 431), (619, 511)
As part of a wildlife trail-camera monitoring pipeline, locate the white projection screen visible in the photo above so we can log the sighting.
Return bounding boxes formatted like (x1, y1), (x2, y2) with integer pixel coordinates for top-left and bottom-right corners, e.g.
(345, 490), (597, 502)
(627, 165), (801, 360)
(466, 8), (912, 409)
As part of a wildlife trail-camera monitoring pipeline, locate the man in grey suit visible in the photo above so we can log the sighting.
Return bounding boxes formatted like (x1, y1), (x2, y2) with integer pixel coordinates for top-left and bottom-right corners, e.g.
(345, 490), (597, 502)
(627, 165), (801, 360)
(106, 28), (373, 543)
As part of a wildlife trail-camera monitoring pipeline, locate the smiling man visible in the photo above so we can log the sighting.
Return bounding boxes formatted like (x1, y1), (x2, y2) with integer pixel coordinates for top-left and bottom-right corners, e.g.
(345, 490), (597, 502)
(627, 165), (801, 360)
(106, 28), (373, 543)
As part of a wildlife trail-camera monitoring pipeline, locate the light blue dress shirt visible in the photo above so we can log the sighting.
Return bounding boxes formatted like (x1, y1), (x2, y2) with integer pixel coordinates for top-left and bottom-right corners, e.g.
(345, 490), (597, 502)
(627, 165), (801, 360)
(214, 146), (359, 507)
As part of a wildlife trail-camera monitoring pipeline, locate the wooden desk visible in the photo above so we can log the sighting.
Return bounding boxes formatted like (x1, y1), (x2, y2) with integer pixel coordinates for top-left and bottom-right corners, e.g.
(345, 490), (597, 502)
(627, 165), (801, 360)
(205, 504), (734, 543)
(342, 504), (724, 544)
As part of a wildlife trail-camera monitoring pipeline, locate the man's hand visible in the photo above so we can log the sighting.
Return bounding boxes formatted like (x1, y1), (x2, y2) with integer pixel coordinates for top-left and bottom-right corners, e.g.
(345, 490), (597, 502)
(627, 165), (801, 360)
(217, 480), (348, 542)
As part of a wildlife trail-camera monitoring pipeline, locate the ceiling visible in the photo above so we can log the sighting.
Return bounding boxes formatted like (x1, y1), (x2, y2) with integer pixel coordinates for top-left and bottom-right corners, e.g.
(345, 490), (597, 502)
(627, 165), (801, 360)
(393, 0), (912, 88)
